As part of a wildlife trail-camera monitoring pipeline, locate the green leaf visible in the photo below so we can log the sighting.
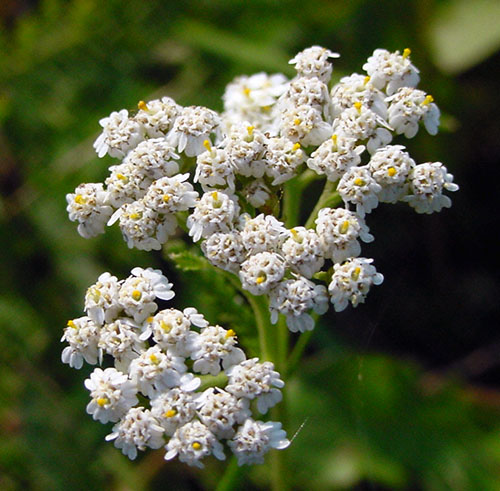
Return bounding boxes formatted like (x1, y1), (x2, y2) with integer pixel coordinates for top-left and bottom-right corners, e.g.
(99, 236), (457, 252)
(168, 250), (211, 272)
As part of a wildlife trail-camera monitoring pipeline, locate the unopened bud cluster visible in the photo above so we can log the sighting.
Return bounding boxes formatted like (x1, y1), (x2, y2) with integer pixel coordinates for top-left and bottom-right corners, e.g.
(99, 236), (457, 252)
(65, 45), (458, 466)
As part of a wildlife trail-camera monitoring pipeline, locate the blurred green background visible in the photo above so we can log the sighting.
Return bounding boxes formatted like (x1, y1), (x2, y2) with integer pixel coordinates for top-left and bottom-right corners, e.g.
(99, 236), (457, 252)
(1, 0), (499, 489)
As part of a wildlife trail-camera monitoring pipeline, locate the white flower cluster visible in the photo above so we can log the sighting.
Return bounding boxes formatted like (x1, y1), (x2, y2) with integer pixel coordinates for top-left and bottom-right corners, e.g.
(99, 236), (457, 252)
(67, 46), (458, 331)
(62, 268), (289, 467)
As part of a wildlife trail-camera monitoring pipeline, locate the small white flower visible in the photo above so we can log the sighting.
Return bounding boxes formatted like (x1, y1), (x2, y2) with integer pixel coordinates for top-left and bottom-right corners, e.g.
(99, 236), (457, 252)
(84, 272), (122, 325)
(61, 316), (100, 369)
(269, 277), (329, 333)
(167, 105), (221, 157)
(145, 174), (199, 214)
(129, 345), (186, 398)
(105, 407), (165, 460)
(307, 134), (365, 182)
(337, 166), (382, 217)
(201, 231), (246, 273)
(403, 162), (459, 213)
(368, 145), (415, 203)
(225, 358), (284, 414)
(282, 227), (324, 278)
(363, 48), (420, 96)
(242, 179), (271, 208)
(196, 388), (250, 439)
(264, 137), (306, 185)
(289, 46), (340, 83)
(93, 109), (145, 158)
(135, 97), (181, 137)
(191, 325), (246, 376)
(328, 257), (384, 312)
(386, 87), (440, 138)
(228, 419), (289, 466)
(165, 421), (226, 468)
(66, 183), (114, 239)
(105, 162), (153, 208)
(281, 76), (331, 111)
(194, 145), (236, 191)
(108, 200), (178, 251)
(239, 252), (286, 296)
(150, 386), (199, 436)
(240, 213), (288, 255)
(187, 190), (240, 242)
(84, 367), (138, 424)
(279, 103), (332, 146)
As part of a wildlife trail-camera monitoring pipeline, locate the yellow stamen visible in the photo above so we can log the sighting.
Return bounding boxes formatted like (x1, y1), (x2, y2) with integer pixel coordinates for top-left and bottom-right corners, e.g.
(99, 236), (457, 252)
(192, 442), (202, 450)
(243, 87), (251, 96)
(292, 142), (301, 152)
(67, 320), (77, 329)
(211, 191), (219, 201)
(165, 409), (177, 418)
(132, 289), (142, 301)
(226, 329), (236, 338)
(203, 139), (212, 152)
(256, 274), (266, 285)
(149, 353), (160, 365)
(387, 167), (397, 177)
(129, 212), (141, 220)
(352, 266), (361, 281)
(97, 397), (109, 407)
(116, 173), (127, 181)
(74, 194), (86, 204)
(247, 125), (255, 136)
(160, 320), (172, 333)
(331, 134), (338, 145)
(339, 220), (350, 234)
(403, 48), (411, 59)
(262, 105), (271, 112)
(353, 177), (365, 186)
(146, 316), (154, 323)
(138, 100), (148, 111)
(422, 94), (434, 106)
(354, 102), (362, 113)
(294, 118), (301, 126)
(364, 76), (370, 85)
(162, 194), (171, 203)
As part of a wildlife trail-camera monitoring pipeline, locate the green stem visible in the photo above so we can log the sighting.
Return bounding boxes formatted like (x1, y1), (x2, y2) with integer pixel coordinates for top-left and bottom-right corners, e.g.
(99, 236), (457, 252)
(286, 329), (315, 378)
(216, 456), (246, 491)
(304, 179), (341, 229)
(282, 177), (301, 228)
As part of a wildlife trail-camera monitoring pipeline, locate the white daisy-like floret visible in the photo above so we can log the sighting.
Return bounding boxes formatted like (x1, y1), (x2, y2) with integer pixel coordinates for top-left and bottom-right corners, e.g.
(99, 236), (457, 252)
(269, 277), (329, 333)
(225, 358), (284, 414)
(105, 161), (153, 208)
(368, 145), (415, 203)
(333, 103), (393, 154)
(165, 420), (225, 468)
(93, 109), (145, 158)
(190, 325), (246, 376)
(337, 165), (382, 217)
(240, 213), (287, 255)
(118, 267), (174, 323)
(84, 272), (122, 325)
(386, 87), (440, 138)
(282, 76), (331, 110)
(201, 231), (246, 273)
(279, 103), (332, 146)
(135, 97), (181, 137)
(128, 345), (187, 398)
(105, 407), (165, 460)
(196, 388), (250, 439)
(187, 190), (240, 242)
(145, 308), (199, 357)
(61, 316), (100, 369)
(403, 162), (459, 214)
(242, 179), (271, 208)
(264, 137), (306, 185)
(98, 318), (144, 370)
(330, 73), (387, 119)
(328, 257), (384, 312)
(66, 183), (114, 239)
(145, 174), (199, 214)
(289, 46), (340, 83)
(122, 138), (180, 179)
(282, 227), (324, 278)
(150, 386), (199, 436)
(315, 207), (374, 263)
(363, 48), (420, 96)
(167, 105), (221, 157)
(307, 134), (365, 182)
(194, 143), (236, 191)
(228, 419), (290, 466)
(239, 252), (286, 296)
(222, 72), (289, 130)
(224, 123), (267, 178)
(84, 367), (138, 424)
